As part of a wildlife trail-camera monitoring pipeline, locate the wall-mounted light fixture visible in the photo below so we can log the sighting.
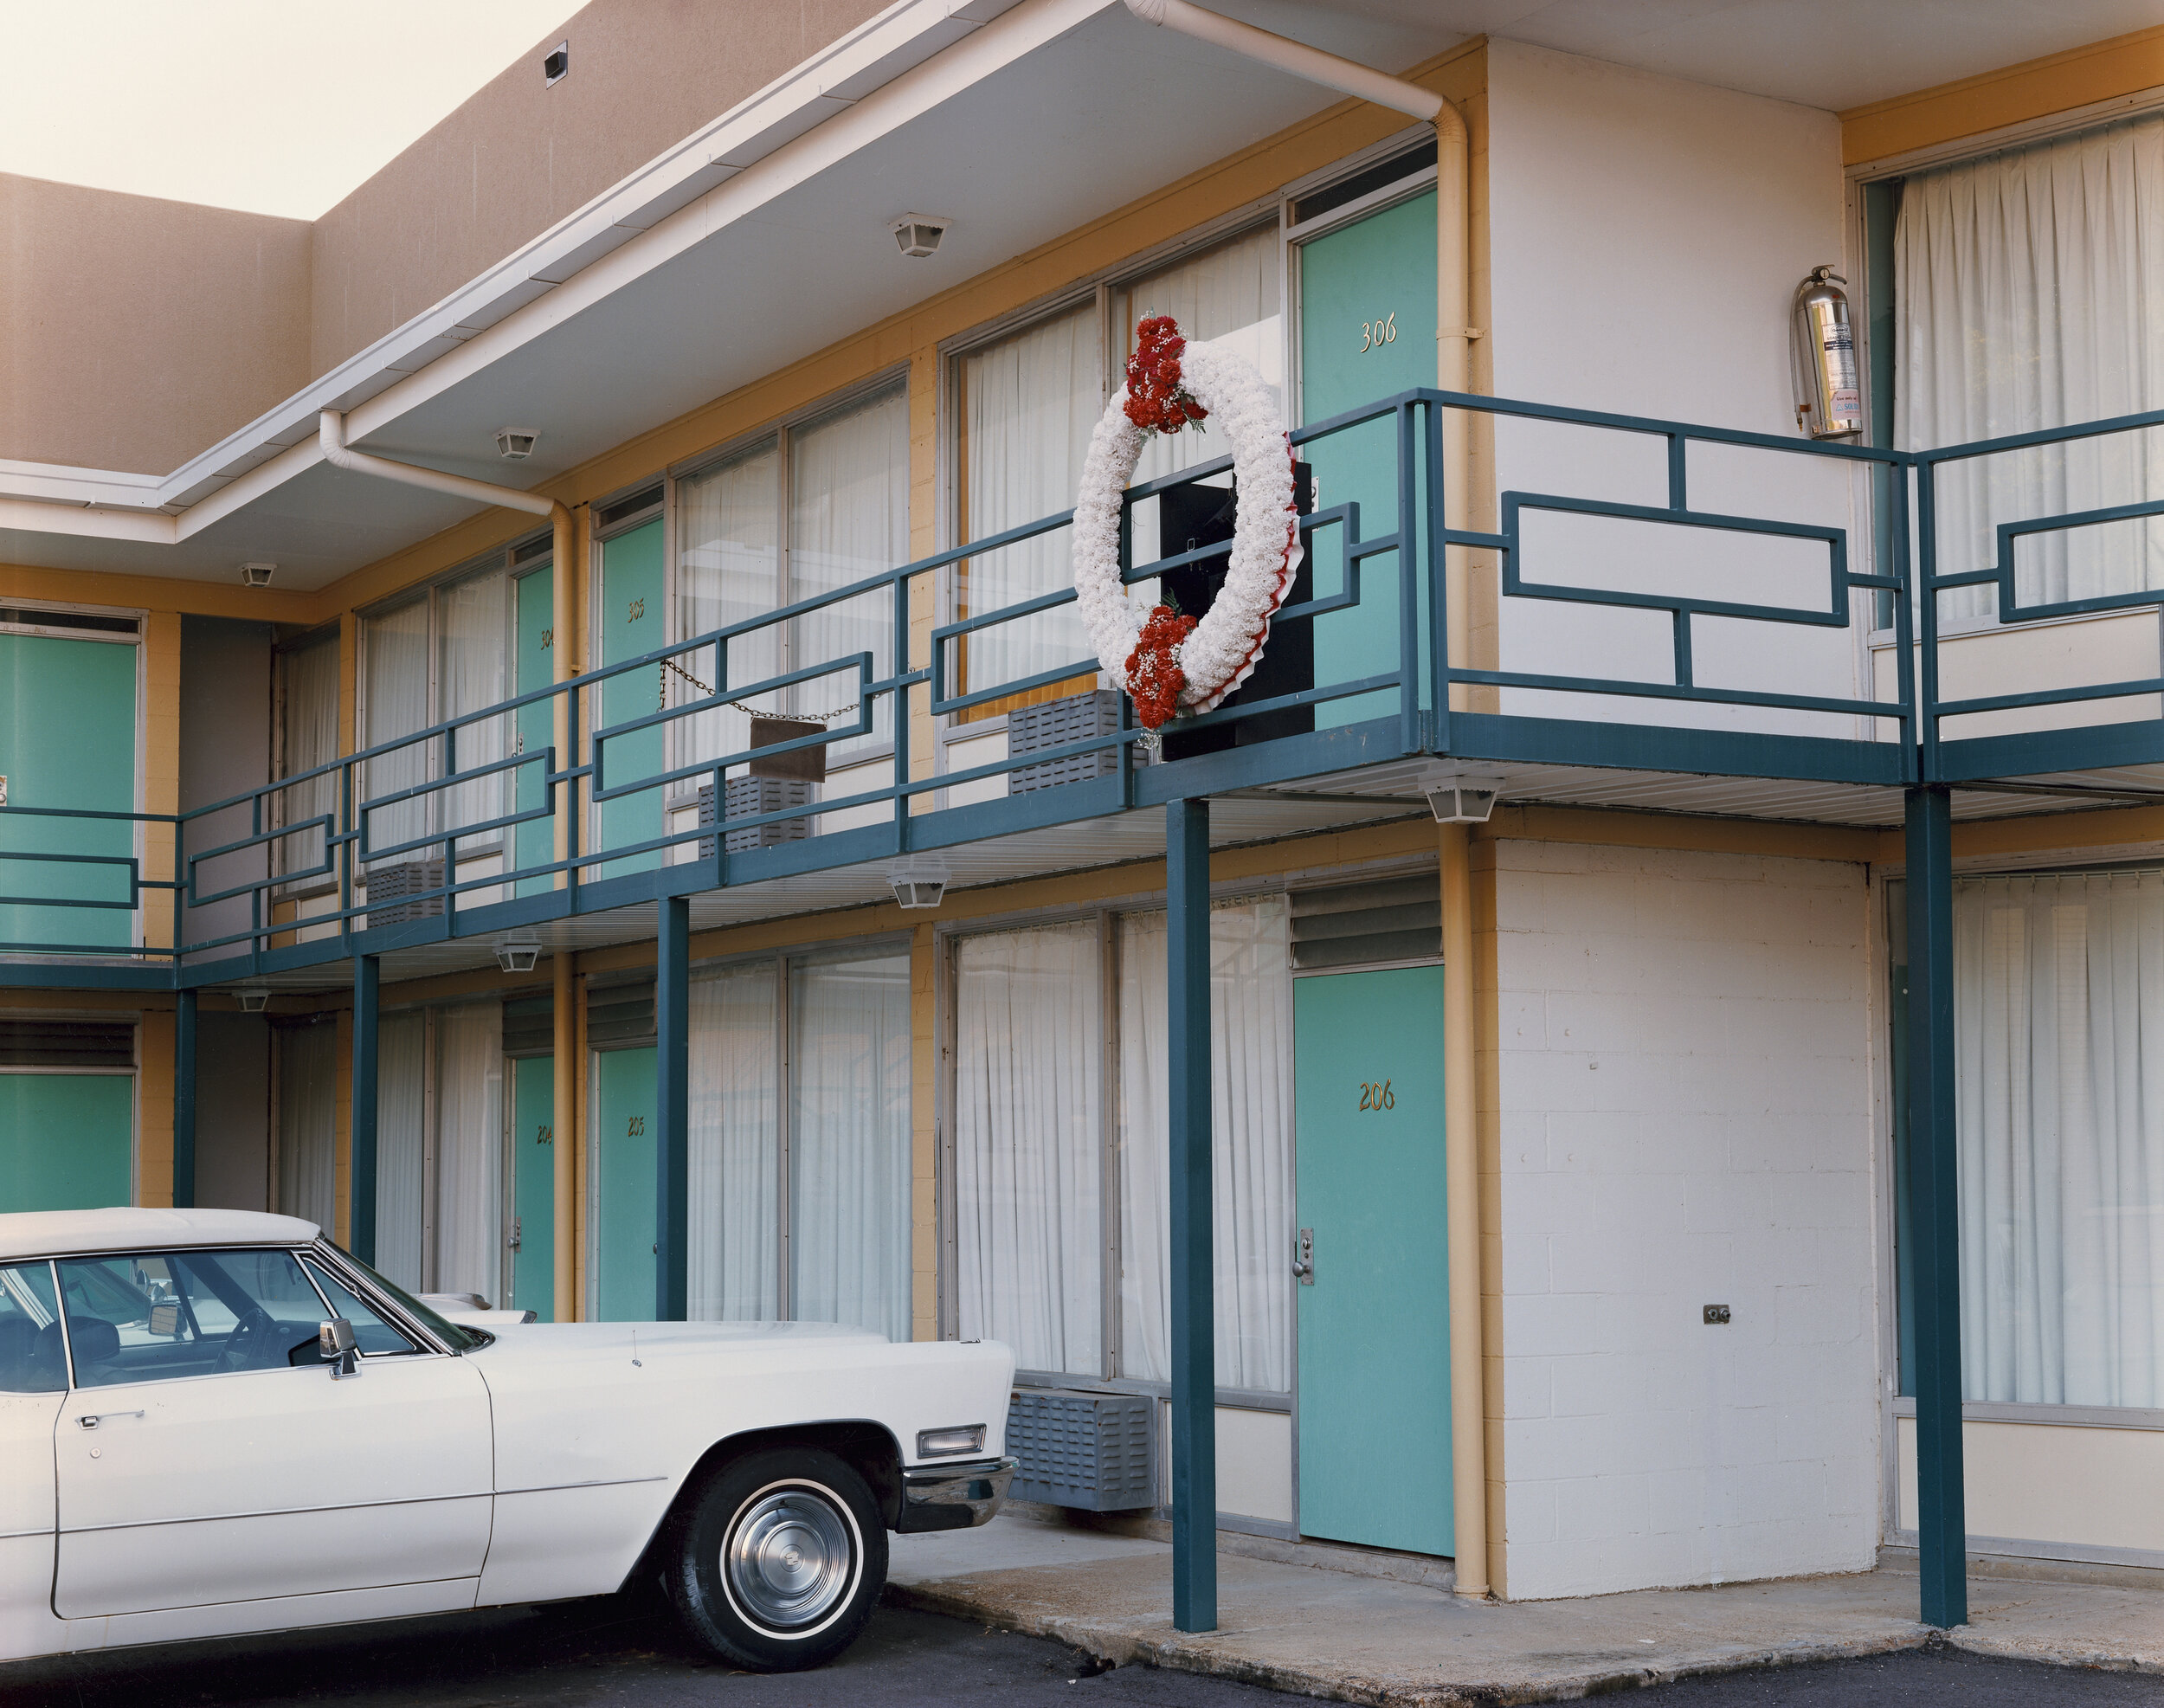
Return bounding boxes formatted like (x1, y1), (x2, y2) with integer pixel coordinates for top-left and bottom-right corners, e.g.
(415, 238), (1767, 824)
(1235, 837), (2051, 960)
(1417, 764), (1502, 824)
(889, 855), (949, 910)
(891, 214), (950, 258)
(495, 939), (541, 974)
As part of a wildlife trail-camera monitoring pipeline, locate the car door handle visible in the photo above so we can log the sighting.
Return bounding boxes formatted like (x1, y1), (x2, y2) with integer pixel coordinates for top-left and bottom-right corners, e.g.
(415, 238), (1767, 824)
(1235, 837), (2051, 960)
(77, 1411), (145, 1430)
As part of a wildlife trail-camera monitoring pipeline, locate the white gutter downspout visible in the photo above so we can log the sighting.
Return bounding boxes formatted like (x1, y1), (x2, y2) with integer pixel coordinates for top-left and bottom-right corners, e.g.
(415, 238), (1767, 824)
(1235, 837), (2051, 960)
(319, 409), (580, 1327)
(1121, 0), (1490, 1600)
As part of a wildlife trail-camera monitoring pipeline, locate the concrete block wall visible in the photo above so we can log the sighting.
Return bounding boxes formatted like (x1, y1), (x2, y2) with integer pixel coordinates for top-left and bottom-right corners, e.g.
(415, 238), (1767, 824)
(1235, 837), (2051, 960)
(1491, 839), (1879, 1599)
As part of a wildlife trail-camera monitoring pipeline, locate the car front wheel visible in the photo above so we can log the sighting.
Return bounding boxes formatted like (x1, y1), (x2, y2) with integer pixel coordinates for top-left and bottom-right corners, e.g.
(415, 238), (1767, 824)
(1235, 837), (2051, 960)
(663, 1446), (887, 1671)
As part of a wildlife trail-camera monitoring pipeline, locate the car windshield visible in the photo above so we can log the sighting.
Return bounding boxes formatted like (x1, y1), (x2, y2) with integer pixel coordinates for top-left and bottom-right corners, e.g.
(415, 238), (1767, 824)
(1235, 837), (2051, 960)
(323, 1245), (488, 1351)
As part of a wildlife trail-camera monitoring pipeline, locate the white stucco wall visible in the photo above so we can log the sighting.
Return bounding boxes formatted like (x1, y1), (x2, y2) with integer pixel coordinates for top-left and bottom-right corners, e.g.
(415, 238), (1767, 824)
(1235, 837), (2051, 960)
(1492, 840), (1880, 1599)
(1481, 42), (1870, 741)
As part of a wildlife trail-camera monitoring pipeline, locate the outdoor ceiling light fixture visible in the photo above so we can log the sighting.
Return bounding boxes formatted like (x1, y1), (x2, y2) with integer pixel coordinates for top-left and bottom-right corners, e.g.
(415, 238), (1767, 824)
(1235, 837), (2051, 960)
(235, 984), (270, 1013)
(239, 563), (275, 587)
(543, 42), (569, 87)
(888, 856), (949, 910)
(1417, 764), (1503, 825)
(496, 429), (539, 461)
(495, 939), (541, 974)
(891, 214), (950, 258)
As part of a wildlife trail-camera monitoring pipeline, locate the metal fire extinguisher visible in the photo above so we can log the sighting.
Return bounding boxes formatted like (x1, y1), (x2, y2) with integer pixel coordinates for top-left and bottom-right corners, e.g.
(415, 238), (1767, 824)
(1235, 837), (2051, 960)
(1793, 265), (1862, 440)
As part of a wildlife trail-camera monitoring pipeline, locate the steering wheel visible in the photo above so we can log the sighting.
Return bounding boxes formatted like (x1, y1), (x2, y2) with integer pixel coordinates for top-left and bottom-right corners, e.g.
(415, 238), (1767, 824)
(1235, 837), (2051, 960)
(218, 1305), (279, 1373)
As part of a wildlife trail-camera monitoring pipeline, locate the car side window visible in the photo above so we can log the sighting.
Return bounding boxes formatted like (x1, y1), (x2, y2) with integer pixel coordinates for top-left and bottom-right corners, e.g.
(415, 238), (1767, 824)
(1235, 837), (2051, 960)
(298, 1256), (419, 1357)
(0, 1260), (66, 1393)
(55, 1247), (352, 1389)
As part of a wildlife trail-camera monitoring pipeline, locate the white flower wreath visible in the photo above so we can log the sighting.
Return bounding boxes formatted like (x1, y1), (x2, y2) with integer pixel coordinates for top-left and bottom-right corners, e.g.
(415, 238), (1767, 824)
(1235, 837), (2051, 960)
(1071, 319), (1302, 730)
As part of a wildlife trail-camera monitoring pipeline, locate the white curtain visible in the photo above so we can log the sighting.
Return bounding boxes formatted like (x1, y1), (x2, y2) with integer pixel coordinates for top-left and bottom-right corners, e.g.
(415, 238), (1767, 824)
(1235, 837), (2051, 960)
(362, 596), (431, 871)
(1897, 113), (2164, 622)
(677, 439), (780, 766)
(275, 1021), (338, 1234)
(1117, 896), (1294, 1392)
(440, 566), (509, 852)
(960, 301), (1101, 696)
(689, 962), (779, 1321)
(791, 383), (908, 751)
(1111, 226), (1284, 493)
(435, 1002), (504, 1301)
(789, 951), (911, 1339)
(278, 632), (339, 880)
(374, 1011), (427, 1291)
(954, 922), (1103, 1376)
(1953, 873), (2164, 1408)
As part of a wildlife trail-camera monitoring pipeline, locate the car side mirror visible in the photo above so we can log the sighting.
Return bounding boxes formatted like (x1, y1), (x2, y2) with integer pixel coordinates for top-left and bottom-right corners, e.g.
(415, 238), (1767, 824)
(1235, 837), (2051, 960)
(319, 1317), (360, 1380)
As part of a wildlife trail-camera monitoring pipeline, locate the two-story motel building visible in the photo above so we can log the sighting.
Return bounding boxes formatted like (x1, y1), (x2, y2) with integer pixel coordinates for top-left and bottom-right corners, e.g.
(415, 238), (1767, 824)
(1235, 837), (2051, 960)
(5, 0), (2164, 1627)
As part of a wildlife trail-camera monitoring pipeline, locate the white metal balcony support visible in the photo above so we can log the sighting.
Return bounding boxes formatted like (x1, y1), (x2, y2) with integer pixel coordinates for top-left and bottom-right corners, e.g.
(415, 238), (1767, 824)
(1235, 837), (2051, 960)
(1121, 0), (1490, 1598)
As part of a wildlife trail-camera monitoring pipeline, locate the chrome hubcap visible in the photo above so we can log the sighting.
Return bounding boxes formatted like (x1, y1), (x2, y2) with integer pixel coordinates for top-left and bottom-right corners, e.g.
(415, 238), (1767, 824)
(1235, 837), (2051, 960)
(725, 1487), (854, 1631)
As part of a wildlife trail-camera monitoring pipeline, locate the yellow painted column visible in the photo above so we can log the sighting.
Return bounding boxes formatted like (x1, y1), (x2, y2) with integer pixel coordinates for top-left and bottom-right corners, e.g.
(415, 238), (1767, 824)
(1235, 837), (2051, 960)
(137, 1005), (176, 1208)
(906, 345), (940, 814)
(140, 612), (182, 960)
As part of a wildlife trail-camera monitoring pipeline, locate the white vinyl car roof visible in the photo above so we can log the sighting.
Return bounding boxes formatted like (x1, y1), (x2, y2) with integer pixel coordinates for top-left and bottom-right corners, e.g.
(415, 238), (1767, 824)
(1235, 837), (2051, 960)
(0, 1208), (322, 1261)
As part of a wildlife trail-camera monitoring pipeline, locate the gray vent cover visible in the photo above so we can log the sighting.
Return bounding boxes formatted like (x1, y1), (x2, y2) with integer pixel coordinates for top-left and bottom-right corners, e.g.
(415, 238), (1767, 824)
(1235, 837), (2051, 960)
(587, 980), (655, 1047)
(1006, 1389), (1156, 1511)
(0, 1018), (135, 1068)
(503, 996), (554, 1058)
(1291, 873), (1440, 970)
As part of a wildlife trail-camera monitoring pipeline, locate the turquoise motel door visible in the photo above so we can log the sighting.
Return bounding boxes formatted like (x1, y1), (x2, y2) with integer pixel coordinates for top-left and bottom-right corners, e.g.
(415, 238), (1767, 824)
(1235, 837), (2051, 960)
(1293, 963), (1452, 1556)
(596, 519), (665, 880)
(506, 1054), (556, 1320)
(0, 1073), (133, 1212)
(1298, 190), (1439, 730)
(513, 564), (557, 898)
(593, 1045), (657, 1320)
(0, 632), (138, 950)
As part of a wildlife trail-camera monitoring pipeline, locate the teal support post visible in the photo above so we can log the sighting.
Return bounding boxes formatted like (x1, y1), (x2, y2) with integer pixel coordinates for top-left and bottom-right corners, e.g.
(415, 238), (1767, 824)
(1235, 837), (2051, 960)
(351, 955), (379, 1263)
(1904, 785), (1966, 1627)
(654, 893), (691, 1321)
(173, 989), (196, 1209)
(1166, 796), (1216, 1634)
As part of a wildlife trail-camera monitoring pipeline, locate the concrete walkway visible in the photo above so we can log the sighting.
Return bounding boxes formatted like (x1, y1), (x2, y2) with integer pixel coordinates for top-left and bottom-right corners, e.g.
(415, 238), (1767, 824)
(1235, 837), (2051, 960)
(886, 1515), (2164, 1705)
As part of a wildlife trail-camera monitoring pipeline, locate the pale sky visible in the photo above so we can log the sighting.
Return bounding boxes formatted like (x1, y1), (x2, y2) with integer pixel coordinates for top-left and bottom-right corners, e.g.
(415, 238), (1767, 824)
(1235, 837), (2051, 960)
(0, 1), (588, 219)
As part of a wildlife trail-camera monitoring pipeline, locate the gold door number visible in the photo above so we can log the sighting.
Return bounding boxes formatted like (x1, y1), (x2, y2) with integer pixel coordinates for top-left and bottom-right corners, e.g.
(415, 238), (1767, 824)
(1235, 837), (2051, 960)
(628, 598), (647, 622)
(1360, 313), (1397, 352)
(1357, 1080), (1394, 1111)
(533, 1123), (552, 1145)
(627, 1114), (646, 1136)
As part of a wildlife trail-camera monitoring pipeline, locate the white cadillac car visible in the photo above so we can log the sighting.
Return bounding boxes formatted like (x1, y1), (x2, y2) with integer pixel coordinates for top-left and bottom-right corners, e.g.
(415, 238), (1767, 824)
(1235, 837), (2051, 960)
(0, 1208), (1015, 1673)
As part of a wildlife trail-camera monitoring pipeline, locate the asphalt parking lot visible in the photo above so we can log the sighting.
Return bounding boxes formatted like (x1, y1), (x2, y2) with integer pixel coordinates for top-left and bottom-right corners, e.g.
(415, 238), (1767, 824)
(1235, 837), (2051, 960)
(1, 1597), (2155, 1707)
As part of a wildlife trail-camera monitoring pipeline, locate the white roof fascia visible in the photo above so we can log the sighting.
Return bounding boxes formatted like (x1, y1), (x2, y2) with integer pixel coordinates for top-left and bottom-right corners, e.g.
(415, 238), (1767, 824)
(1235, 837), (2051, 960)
(0, 0), (1060, 537)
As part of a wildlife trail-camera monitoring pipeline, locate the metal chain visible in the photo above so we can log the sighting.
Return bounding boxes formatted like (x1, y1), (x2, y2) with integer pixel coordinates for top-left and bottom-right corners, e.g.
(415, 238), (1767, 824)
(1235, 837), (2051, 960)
(657, 651), (858, 722)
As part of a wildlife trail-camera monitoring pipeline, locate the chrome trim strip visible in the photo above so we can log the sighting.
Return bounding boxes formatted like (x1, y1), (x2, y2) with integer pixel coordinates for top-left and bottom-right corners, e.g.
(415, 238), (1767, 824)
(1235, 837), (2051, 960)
(58, 1475), (673, 1533)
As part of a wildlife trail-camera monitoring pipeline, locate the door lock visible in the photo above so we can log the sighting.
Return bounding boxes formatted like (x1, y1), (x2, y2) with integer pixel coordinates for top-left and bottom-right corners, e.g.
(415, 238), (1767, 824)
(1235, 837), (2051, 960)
(1293, 1228), (1314, 1285)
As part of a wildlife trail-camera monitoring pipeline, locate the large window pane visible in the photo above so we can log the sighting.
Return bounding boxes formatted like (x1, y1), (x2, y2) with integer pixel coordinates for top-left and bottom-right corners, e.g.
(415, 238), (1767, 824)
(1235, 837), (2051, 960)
(958, 302), (1100, 699)
(954, 922), (1103, 1376)
(275, 1021), (338, 1233)
(276, 632), (338, 882)
(689, 961), (780, 1321)
(435, 1002), (504, 1301)
(678, 439), (780, 766)
(1898, 115), (2164, 622)
(58, 1247), (330, 1387)
(374, 1010), (427, 1292)
(789, 951), (911, 1339)
(440, 565), (510, 851)
(791, 383), (907, 751)
(1117, 896), (1293, 1392)
(362, 596), (431, 872)
(1948, 872), (2164, 1407)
